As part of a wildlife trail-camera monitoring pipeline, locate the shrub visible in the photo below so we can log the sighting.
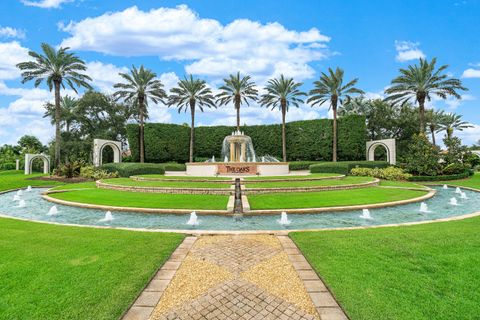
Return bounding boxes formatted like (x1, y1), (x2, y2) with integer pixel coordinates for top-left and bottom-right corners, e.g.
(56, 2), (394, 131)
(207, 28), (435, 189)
(164, 163), (186, 171)
(351, 167), (412, 180)
(80, 165), (119, 179)
(404, 134), (441, 176)
(54, 161), (84, 178)
(442, 163), (467, 175)
(0, 162), (16, 170)
(100, 163), (165, 177)
(408, 170), (473, 181)
(310, 161), (389, 175)
(289, 161), (324, 171)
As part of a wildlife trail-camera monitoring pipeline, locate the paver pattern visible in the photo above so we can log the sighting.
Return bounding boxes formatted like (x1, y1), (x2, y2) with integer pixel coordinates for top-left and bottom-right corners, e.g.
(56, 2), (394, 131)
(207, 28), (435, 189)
(150, 235), (320, 320)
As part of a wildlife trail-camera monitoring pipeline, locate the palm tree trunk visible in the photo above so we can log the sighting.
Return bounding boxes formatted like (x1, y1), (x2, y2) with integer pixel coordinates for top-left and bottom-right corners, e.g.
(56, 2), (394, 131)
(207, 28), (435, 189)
(139, 96), (145, 163)
(332, 98), (338, 162)
(430, 127), (436, 146)
(236, 101), (240, 132)
(189, 100), (195, 163)
(54, 80), (61, 168)
(418, 95), (426, 133)
(281, 102), (287, 162)
(447, 128), (453, 140)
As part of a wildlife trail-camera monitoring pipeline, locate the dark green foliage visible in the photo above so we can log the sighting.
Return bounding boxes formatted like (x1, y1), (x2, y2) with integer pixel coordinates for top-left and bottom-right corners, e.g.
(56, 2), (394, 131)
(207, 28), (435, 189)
(408, 170), (473, 181)
(403, 134), (441, 176)
(127, 115), (366, 163)
(100, 162), (165, 177)
(442, 163), (467, 175)
(164, 163), (186, 171)
(309, 161), (389, 175)
(289, 161), (324, 171)
(0, 163), (16, 170)
(54, 161), (84, 178)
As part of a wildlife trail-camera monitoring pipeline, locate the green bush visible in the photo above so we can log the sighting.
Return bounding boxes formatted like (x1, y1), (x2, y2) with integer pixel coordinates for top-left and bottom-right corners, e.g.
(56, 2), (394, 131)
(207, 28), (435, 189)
(310, 161), (389, 175)
(351, 167), (412, 180)
(164, 163), (186, 171)
(289, 161), (324, 171)
(442, 163), (467, 175)
(408, 170), (473, 181)
(100, 163), (165, 177)
(127, 115), (366, 163)
(0, 162), (16, 170)
(54, 161), (84, 178)
(404, 134), (441, 176)
(80, 165), (119, 179)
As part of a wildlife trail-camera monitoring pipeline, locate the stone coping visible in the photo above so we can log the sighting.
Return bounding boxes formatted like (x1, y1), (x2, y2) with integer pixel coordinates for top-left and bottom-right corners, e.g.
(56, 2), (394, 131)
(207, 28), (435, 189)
(240, 174), (345, 183)
(186, 161), (289, 166)
(244, 178), (380, 194)
(130, 176), (235, 183)
(130, 174), (346, 183)
(96, 180), (234, 195)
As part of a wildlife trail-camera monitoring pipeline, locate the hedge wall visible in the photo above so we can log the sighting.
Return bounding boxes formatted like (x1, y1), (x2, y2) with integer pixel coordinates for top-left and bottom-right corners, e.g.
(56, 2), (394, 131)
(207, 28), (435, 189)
(127, 115), (366, 163)
(310, 161), (389, 175)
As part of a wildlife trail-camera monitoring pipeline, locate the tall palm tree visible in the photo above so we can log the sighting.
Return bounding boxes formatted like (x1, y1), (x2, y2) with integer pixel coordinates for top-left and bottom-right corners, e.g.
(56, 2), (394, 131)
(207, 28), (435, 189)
(114, 65), (166, 163)
(167, 75), (216, 163)
(216, 72), (258, 131)
(385, 58), (467, 133)
(259, 75), (306, 162)
(425, 109), (445, 146)
(44, 95), (78, 133)
(338, 97), (370, 116)
(438, 112), (472, 140)
(308, 67), (364, 162)
(17, 43), (92, 167)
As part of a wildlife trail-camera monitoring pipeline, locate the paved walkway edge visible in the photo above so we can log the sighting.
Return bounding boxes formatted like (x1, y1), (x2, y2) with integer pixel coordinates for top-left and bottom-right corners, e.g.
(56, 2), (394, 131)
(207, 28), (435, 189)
(122, 236), (197, 320)
(277, 236), (349, 320)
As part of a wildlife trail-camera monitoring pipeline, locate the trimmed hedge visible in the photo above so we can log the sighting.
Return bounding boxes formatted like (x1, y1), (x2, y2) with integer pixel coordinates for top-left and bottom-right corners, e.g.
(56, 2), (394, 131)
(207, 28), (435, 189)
(289, 161), (324, 171)
(100, 163), (165, 177)
(127, 115), (366, 163)
(164, 163), (186, 171)
(0, 163), (16, 170)
(407, 170), (474, 182)
(310, 161), (390, 175)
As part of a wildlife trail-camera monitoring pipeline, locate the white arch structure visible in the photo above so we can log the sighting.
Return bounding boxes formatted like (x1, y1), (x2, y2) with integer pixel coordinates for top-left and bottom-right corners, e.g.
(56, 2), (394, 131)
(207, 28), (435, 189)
(24, 154), (50, 175)
(366, 139), (396, 165)
(472, 150), (480, 158)
(93, 139), (122, 167)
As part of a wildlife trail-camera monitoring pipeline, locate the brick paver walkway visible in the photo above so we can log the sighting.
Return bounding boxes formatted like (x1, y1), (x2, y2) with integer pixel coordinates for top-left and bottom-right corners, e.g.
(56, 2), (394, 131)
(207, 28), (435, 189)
(123, 235), (348, 320)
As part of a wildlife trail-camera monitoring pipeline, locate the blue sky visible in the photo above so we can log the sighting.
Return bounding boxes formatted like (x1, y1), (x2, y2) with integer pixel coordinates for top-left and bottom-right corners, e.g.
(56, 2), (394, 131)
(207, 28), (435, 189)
(1, 0), (479, 146)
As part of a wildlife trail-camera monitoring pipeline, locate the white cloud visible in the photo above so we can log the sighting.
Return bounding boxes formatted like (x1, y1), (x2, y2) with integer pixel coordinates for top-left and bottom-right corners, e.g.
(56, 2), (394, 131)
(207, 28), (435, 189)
(60, 5), (331, 82)
(457, 124), (480, 146)
(21, 0), (72, 9)
(85, 61), (128, 93)
(0, 41), (31, 80)
(462, 68), (480, 78)
(394, 40), (426, 62)
(0, 27), (25, 39)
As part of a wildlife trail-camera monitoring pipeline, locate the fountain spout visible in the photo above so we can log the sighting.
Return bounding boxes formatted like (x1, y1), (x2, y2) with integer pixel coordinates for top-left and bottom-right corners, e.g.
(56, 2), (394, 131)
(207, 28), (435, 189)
(278, 212), (291, 226)
(47, 206), (58, 216)
(449, 197), (458, 206)
(187, 211), (199, 226)
(419, 202), (430, 213)
(359, 209), (373, 220)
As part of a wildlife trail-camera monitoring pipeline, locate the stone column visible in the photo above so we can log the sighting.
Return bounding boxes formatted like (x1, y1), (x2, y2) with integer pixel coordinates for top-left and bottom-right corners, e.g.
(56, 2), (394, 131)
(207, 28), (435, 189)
(241, 143), (246, 162)
(16, 159), (19, 171)
(230, 142), (235, 162)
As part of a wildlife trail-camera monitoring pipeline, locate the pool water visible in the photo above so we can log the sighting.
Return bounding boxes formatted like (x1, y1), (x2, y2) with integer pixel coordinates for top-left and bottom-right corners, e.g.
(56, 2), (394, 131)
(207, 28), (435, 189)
(0, 187), (478, 231)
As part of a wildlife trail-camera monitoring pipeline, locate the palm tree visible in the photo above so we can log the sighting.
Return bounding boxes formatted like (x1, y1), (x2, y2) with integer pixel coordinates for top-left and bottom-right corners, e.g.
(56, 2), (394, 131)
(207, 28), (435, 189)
(114, 65), (166, 163)
(16, 43), (92, 167)
(216, 72), (258, 131)
(167, 75), (216, 162)
(438, 113), (472, 140)
(44, 95), (78, 133)
(338, 97), (370, 116)
(308, 67), (364, 162)
(259, 75), (306, 162)
(425, 109), (445, 146)
(385, 58), (467, 133)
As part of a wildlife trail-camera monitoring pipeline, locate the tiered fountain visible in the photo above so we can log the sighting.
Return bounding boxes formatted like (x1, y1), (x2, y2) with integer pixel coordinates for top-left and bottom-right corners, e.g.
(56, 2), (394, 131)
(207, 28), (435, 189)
(185, 130), (289, 176)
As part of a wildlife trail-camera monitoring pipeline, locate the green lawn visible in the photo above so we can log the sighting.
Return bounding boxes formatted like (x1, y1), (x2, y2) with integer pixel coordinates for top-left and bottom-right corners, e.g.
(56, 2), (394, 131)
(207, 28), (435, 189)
(291, 217), (480, 320)
(424, 172), (480, 190)
(51, 181), (97, 190)
(102, 178), (232, 188)
(246, 176), (373, 188)
(49, 188), (229, 210)
(0, 217), (183, 320)
(248, 187), (427, 209)
(0, 171), (63, 191)
(134, 174), (231, 180)
(379, 180), (427, 189)
(244, 173), (343, 180)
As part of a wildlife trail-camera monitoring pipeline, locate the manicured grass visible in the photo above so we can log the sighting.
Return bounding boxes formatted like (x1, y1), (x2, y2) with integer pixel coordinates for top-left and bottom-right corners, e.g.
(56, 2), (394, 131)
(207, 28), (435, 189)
(248, 187), (427, 209)
(246, 176), (373, 188)
(291, 217), (480, 320)
(135, 174), (231, 180)
(0, 170), (63, 191)
(379, 180), (427, 189)
(51, 181), (97, 190)
(244, 173), (343, 180)
(0, 217), (183, 320)
(102, 178), (232, 188)
(50, 188), (229, 210)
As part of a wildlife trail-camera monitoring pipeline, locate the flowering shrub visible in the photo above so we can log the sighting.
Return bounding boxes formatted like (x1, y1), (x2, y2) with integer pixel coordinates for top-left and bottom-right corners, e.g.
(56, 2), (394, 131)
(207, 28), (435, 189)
(80, 165), (118, 179)
(351, 166), (412, 181)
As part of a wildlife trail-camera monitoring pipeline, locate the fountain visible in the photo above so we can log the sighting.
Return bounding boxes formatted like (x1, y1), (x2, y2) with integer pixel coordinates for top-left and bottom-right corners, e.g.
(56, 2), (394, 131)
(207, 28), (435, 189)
(455, 187), (461, 194)
(449, 197), (458, 206)
(99, 211), (114, 222)
(13, 195), (20, 201)
(27, 186), (32, 192)
(17, 190), (23, 196)
(278, 212), (291, 226)
(47, 206), (58, 216)
(17, 200), (26, 208)
(460, 192), (468, 200)
(443, 184), (448, 190)
(187, 211), (199, 226)
(419, 202), (430, 213)
(359, 209), (373, 220)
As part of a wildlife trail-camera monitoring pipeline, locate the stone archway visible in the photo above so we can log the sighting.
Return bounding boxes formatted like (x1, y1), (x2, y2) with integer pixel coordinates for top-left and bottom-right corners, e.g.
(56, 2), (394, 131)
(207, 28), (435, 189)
(93, 139), (122, 167)
(24, 154), (50, 175)
(366, 139), (396, 165)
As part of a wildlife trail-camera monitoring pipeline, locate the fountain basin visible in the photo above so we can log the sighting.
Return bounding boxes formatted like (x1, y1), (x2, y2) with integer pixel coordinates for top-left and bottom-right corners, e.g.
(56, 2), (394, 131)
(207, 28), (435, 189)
(185, 162), (289, 176)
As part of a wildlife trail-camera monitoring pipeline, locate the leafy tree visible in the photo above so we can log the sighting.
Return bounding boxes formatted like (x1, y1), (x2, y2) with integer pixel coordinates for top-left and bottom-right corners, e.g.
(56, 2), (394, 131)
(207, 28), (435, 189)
(385, 58), (467, 133)
(113, 65), (166, 163)
(44, 95), (78, 133)
(338, 97), (371, 116)
(438, 112), (472, 139)
(425, 109), (445, 146)
(443, 136), (469, 166)
(259, 75), (306, 162)
(17, 43), (92, 167)
(308, 67), (364, 162)
(404, 133), (440, 176)
(167, 75), (216, 162)
(18, 135), (45, 153)
(216, 72), (258, 131)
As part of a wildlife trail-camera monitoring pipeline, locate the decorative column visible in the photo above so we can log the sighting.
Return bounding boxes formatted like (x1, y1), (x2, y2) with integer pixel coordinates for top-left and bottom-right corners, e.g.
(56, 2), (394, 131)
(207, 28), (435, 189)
(241, 142), (246, 162)
(230, 141), (235, 162)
